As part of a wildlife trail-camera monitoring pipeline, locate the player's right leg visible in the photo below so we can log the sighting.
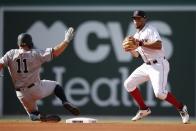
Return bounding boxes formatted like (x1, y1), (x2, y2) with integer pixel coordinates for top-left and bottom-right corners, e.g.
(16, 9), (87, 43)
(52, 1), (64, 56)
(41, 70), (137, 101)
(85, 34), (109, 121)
(178, 105), (190, 124)
(124, 64), (151, 121)
(16, 88), (61, 122)
(131, 107), (151, 121)
(29, 110), (41, 121)
(29, 110), (61, 122)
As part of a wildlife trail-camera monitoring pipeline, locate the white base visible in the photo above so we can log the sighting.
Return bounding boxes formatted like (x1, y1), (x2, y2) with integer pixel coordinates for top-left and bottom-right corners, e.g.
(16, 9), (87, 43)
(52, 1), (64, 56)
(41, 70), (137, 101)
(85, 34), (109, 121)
(65, 117), (97, 123)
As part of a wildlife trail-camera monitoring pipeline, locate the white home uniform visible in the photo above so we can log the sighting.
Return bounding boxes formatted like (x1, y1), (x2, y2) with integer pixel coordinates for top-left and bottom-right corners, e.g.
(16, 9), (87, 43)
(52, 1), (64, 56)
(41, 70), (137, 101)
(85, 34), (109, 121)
(124, 24), (169, 100)
(0, 48), (58, 115)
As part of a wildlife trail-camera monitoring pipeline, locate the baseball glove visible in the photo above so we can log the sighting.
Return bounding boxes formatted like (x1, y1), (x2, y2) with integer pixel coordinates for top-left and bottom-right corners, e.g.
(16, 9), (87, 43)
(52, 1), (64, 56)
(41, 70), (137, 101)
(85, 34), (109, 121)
(122, 36), (138, 51)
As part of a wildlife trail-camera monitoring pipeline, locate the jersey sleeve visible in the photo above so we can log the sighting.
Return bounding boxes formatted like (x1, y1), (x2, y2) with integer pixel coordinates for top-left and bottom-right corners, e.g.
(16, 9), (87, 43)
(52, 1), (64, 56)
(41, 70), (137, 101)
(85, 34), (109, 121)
(0, 50), (13, 66)
(148, 27), (162, 42)
(38, 48), (53, 63)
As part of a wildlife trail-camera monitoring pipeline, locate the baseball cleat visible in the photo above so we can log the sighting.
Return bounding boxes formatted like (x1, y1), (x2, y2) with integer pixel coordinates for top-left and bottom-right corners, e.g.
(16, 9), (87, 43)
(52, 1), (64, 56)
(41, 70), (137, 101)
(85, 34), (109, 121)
(30, 113), (61, 122)
(40, 114), (61, 122)
(131, 108), (151, 121)
(178, 105), (190, 124)
(29, 113), (42, 121)
(63, 102), (80, 116)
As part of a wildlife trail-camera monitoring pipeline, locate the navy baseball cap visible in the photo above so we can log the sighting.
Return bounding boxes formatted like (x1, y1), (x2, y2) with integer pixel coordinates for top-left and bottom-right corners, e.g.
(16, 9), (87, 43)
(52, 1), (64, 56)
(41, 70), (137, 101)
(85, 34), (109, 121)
(132, 10), (147, 18)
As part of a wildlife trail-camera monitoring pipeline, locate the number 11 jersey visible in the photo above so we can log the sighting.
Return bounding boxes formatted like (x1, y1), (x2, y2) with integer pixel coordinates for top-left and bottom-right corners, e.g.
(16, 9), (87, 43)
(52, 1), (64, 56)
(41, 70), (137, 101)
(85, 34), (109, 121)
(0, 48), (53, 89)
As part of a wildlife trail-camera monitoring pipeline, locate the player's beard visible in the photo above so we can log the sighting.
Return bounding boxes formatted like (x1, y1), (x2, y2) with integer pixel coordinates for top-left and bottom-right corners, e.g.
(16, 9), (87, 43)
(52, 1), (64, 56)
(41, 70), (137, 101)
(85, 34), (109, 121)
(134, 21), (141, 29)
(135, 23), (145, 31)
(134, 20), (145, 30)
(136, 25), (141, 29)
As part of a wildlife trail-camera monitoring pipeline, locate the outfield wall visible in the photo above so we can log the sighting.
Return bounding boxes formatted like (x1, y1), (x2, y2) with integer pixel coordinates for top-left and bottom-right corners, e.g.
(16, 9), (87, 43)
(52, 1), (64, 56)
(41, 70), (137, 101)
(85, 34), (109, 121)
(0, 5), (195, 117)
(0, 7), (3, 116)
(0, 0), (196, 5)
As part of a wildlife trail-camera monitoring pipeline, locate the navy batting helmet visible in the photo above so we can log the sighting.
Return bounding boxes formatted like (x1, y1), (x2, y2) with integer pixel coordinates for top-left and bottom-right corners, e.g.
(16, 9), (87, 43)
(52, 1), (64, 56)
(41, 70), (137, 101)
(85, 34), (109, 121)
(17, 33), (34, 48)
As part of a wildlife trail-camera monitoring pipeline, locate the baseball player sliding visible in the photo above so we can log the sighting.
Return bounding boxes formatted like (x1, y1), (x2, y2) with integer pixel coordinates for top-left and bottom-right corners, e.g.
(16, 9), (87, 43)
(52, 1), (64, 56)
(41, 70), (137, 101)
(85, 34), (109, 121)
(122, 10), (190, 124)
(0, 27), (80, 122)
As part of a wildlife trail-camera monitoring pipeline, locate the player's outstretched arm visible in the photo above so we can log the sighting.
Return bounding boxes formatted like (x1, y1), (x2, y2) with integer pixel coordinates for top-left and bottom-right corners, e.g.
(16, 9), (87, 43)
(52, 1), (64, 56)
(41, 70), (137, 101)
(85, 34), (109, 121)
(52, 27), (74, 57)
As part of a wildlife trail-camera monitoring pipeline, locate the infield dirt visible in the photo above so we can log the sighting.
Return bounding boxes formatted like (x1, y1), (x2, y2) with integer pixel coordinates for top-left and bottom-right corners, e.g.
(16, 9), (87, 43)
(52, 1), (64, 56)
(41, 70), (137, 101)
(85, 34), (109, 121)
(0, 121), (196, 131)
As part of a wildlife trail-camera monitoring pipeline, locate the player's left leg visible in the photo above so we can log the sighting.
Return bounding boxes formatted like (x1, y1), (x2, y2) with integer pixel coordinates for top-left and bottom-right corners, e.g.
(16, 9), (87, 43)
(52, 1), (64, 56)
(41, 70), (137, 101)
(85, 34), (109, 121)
(54, 84), (80, 115)
(149, 59), (190, 124)
(39, 80), (80, 115)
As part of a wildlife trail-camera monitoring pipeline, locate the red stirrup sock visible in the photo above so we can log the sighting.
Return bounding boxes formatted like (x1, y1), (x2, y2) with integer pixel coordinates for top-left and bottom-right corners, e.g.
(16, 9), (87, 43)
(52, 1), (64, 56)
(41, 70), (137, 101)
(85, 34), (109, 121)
(129, 87), (148, 110)
(165, 92), (183, 110)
